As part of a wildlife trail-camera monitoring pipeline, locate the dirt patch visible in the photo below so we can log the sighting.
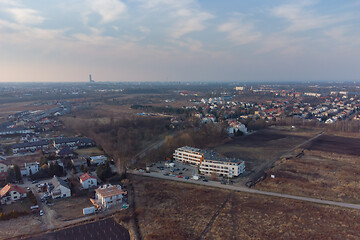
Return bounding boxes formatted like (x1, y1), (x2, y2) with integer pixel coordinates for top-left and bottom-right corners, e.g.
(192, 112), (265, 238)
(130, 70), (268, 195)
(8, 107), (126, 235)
(0, 215), (42, 239)
(74, 147), (104, 156)
(50, 196), (93, 221)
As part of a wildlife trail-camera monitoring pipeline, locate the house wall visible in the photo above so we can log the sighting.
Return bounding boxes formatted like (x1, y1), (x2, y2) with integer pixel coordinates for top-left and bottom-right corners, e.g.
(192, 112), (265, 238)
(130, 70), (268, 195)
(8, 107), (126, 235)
(81, 178), (97, 189)
(59, 185), (71, 198)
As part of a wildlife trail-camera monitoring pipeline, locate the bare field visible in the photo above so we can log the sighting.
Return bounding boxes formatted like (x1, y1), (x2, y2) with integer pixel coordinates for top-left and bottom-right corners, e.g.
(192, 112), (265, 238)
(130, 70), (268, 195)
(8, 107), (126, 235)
(74, 147), (104, 156)
(126, 175), (360, 240)
(256, 150), (360, 203)
(50, 196), (93, 221)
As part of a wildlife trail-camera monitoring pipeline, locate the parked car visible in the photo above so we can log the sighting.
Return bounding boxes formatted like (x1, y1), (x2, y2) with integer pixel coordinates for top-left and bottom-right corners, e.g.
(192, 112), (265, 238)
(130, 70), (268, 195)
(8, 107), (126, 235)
(203, 179), (208, 182)
(177, 175), (183, 178)
(163, 173), (169, 176)
(185, 176), (190, 180)
(39, 210), (44, 216)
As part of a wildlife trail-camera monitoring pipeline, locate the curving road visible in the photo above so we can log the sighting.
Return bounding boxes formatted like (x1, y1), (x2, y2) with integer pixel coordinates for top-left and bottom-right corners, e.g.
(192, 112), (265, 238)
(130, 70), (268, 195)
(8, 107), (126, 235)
(129, 170), (360, 210)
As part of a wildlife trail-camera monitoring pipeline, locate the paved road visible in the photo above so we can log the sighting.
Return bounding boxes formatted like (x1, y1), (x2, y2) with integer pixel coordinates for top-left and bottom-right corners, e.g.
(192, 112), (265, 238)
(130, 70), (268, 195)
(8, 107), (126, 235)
(129, 170), (360, 210)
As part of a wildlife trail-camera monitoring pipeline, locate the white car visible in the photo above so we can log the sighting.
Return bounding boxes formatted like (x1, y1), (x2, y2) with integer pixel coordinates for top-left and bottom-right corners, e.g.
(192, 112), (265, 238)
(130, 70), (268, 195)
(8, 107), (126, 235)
(39, 210), (44, 216)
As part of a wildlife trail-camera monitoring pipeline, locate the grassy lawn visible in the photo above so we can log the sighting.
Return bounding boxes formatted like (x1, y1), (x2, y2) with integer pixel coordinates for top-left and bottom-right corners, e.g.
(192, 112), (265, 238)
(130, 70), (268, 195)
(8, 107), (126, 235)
(75, 147), (104, 156)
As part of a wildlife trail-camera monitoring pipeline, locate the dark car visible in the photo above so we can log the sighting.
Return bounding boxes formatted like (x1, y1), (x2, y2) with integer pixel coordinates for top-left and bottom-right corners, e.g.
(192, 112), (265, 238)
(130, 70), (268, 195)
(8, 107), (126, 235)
(185, 176), (190, 180)
(203, 179), (208, 182)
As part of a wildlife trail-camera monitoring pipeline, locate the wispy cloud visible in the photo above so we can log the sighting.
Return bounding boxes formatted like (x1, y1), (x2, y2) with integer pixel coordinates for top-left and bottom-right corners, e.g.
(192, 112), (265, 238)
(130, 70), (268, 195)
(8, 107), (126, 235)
(138, 0), (214, 38)
(218, 18), (261, 45)
(87, 0), (127, 23)
(4, 8), (44, 25)
(271, 1), (348, 32)
(171, 9), (213, 38)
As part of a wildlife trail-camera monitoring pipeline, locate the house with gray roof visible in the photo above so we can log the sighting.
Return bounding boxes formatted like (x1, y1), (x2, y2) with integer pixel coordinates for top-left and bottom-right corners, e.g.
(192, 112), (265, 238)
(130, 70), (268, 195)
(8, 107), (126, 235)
(49, 176), (71, 199)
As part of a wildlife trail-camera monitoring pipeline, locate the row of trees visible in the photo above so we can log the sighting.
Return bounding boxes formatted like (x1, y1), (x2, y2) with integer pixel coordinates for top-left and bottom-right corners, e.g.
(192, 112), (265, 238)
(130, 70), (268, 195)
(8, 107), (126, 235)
(64, 117), (172, 175)
(31, 162), (64, 180)
(6, 165), (22, 183)
(140, 122), (229, 167)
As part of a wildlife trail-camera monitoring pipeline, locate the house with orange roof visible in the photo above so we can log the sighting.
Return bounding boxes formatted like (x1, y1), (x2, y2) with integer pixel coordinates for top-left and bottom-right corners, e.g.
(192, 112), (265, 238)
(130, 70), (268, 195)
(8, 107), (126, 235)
(0, 184), (27, 204)
(79, 173), (97, 189)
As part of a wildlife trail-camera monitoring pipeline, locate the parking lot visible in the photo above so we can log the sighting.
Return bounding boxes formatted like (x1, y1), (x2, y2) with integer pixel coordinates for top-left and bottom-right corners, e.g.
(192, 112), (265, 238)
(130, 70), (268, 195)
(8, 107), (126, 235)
(148, 160), (198, 179)
(146, 160), (235, 184)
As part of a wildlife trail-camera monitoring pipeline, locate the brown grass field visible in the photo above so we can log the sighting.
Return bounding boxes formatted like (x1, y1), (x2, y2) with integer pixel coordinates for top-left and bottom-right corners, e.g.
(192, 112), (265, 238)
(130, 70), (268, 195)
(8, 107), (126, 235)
(304, 134), (360, 156)
(256, 149), (360, 203)
(118, 175), (360, 240)
(213, 127), (317, 173)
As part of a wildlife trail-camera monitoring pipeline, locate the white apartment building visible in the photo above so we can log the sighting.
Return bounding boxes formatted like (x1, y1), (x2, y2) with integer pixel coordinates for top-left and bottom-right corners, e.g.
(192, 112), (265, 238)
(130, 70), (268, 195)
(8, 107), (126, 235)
(173, 146), (245, 177)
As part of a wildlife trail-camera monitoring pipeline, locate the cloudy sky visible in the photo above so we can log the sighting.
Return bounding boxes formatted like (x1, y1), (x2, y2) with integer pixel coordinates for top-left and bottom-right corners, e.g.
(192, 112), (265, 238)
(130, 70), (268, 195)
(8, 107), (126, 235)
(0, 0), (359, 82)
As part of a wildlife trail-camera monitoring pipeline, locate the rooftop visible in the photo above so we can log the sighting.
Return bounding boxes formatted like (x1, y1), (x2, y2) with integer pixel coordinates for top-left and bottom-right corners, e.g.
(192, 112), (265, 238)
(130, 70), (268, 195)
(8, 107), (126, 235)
(80, 173), (96, 182)
(0, 184), (27, 197)
(177, 146), (242, 163)
(95, 185), (126, 198)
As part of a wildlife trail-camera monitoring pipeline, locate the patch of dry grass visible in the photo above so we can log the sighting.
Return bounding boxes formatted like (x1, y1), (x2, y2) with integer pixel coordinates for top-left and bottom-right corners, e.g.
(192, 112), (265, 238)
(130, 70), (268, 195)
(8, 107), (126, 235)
(128, 175), (360, 240)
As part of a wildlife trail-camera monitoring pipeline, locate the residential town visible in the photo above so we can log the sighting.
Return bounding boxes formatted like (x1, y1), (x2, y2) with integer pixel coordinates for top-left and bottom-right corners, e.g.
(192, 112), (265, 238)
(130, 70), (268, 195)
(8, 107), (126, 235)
(1, 82), (360, 239)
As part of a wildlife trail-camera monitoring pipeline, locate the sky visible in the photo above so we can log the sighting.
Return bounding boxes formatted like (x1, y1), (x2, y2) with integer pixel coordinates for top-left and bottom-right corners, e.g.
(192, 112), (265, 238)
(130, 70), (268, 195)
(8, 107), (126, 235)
(0, 0), (359, 83)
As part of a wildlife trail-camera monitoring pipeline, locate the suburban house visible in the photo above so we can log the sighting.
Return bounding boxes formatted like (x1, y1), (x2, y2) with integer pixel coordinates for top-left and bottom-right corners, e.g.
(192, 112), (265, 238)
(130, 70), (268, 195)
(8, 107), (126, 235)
(0, 160), (10, 180)
(78, 138), (95, 148)
(173, 146), (245, 177)
(24, 162), (40, 176)
(94, 184), (127, 208)
(0, 125), (33, 136)
(0, 184), (27, 205)
(49, 176), (71, 199)
(57, 147), (74, 158)
(53, 137), (95, 150)
(71, 157), (87, 168)
(53, 138), (79, 150)
(79, 173), (97, 189)
(90, 155), (107, 165)
(12, 140), (49, 154)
